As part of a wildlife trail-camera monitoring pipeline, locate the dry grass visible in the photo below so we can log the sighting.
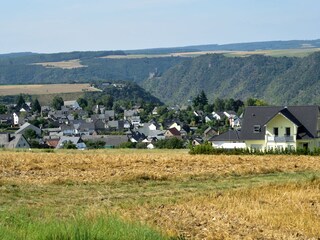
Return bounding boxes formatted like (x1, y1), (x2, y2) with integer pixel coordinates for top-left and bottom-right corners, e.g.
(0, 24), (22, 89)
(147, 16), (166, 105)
(0, 83), (101, 96)
(1, 149), (320, 239)
(32, 59), (87, 69)
(1, 149), (319, 184)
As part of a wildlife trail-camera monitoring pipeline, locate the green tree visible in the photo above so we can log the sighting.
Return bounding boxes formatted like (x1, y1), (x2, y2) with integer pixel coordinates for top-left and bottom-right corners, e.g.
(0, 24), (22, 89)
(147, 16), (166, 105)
(85, 140), (106, 149)
(77, 98), (88, 109)
(213, 98), (225, 111)
(193, 91), (208, 111)
(225, 98), (235, 111)
(52, 96), (64, 110)
(0, 104), (7, 114)
(155, 138), (185, 149)
(16, 94), (26, 109)
(32, 98), (41, 113)
(199, 90), (208, 107)
(246, 98), (268, 106)
(23, 129), (37, 140)
(62, 141), (77, 149)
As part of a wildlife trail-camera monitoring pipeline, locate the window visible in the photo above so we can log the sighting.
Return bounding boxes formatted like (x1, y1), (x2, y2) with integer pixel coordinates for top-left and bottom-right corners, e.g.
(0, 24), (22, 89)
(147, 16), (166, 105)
(285, 127), (291, 136)
(273, 127), (279, 136)
(253, 125), (261, 133)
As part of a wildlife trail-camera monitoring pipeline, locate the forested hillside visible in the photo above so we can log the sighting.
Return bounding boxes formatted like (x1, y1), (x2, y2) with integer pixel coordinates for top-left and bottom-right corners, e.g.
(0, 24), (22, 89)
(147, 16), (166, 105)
(0, 51), (186, 84)
(1, 42), (320, 106)
(143, 52), (320, 105)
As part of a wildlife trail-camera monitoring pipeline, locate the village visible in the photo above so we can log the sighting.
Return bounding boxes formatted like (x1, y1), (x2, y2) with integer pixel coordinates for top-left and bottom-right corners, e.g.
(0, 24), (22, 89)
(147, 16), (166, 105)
(0, 93), (319, 152)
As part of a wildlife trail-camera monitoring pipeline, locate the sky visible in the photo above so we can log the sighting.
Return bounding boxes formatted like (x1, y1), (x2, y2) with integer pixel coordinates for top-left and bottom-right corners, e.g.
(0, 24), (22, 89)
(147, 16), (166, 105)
(0, 0), (319, 53)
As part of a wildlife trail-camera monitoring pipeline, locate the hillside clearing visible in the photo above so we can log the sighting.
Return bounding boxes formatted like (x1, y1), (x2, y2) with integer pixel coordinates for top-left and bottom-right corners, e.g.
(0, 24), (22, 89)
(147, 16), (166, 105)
(32, 59), (87, 69)
(1, 149), (320, 239)
(0, 83), (101, 96)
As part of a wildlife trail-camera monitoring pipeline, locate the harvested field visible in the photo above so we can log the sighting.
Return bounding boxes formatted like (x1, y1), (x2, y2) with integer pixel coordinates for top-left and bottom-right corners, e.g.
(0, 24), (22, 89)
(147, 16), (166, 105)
(1, 149), (320, 239)
(0, 83), (101, 96)
(32, 59), (87, 69)
(103, 48), (320, 59)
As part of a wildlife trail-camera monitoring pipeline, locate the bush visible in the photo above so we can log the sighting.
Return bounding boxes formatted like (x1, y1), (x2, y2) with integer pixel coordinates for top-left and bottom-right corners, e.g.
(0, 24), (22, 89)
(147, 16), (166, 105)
(119, 141), (136, 148)
(189, 144), (320, 156)
(62, 141), (77, 149)
(136, 142), (147, 149)
(85, 140), (106, 149)
(154, 138), (185, 149)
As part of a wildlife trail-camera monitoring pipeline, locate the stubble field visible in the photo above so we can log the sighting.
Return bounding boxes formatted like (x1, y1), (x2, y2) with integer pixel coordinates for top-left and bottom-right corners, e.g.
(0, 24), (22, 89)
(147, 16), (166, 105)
(1, 149), (320, 239)
(0, 83), (101, 96)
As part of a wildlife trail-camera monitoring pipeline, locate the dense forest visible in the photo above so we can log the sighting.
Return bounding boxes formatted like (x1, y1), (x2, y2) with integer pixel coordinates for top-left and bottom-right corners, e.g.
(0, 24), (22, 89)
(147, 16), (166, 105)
(143, 52), (320, 105)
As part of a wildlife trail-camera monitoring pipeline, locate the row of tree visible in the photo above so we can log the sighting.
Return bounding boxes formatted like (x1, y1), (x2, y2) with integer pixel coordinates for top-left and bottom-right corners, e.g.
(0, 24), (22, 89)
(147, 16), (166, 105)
(192, 91), (268, 114)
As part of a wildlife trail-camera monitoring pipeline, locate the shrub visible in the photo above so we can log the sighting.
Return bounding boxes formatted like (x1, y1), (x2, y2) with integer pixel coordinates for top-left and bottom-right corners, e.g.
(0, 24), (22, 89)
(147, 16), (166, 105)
(189, 144), (320, 156)
(119, 141), (136, 148)
(155, 138), (185, 149)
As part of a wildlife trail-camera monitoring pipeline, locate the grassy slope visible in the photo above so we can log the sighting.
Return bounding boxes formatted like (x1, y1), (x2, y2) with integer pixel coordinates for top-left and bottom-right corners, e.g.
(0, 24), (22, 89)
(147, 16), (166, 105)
(0, 149), (320, 239)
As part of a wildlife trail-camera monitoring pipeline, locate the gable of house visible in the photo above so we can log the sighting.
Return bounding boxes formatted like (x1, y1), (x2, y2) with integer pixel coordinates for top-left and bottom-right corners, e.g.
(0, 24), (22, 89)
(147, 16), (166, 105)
(0, 133), (30, 149)
(241, 106), (320, 151)
(15, 122), (42, 136)
(165, 128), (181, 139)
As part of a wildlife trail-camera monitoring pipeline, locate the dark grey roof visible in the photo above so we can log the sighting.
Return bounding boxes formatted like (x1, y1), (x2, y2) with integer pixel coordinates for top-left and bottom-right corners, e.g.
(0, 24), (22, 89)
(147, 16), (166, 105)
(241, 106), (320, 140)
(82, 135), (128, 147)
(209, 130), (242, 142)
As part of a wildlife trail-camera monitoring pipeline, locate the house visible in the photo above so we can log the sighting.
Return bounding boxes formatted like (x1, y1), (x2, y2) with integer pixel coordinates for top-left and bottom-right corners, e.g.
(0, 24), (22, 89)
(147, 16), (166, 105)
(44, 138), (60, 148)
(131, 116), (141, 127)
(106, 120), (124, 131)
(81, 135), (128, 148)
(209, 129), (245, 149)
(152, 107), (158, 115)
(203, 127), (218, 140)
(74, 122), (96, 135)
(135, 123), (165, 140)
(15, 122), (42, 137)
(194, 110), (204, 117)
(164, 128), (182, 139)
(0, 114), (13, 125)
(223, 111), (240, 128)
(60, 124), (75, 136)
(129, 131), (146, 143)
(13, 112), (20, 126)
(211, 111), (225, 121)
(147, 143), (155, 149)
(56, 136), (86, 149)
(64, 100), (81, 110)
(105, 110), (115, 120)
(124, 110), (138, 120)
(0, 133), (30, 149)
(41, 106), (51, 116)
(241, 106), (320, 151)
(192, 137), (204, 146)
(93, 119), (107, 131)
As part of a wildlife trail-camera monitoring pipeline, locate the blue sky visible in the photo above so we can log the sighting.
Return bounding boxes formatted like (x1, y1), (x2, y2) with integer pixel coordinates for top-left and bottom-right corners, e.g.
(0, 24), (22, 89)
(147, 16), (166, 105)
(0, 0), (319, 53)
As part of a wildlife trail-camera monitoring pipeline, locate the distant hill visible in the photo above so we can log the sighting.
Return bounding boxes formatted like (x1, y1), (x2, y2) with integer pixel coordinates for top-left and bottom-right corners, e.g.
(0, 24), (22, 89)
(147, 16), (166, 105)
(142, 52), (320, 105)
(0, 52), (38, 59)
(0, 51), (186, 85)
(125, 39), (320, 55)
(1, 39), (320, 106)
